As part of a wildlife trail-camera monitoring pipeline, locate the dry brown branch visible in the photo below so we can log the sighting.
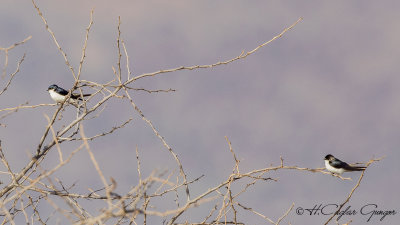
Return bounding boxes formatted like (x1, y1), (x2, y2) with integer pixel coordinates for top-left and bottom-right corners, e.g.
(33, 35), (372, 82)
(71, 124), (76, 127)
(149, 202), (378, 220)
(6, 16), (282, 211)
(237, 202), (295, 225)
(0, 36), (31, 78)
(0, 37), (32, 52)
(0, 103), (57, 112)
(237, 202), (275, 224)
(342, 219), (352, 225)
(79, 124), (113, 208)
(225, 136), (240, 174)
(59, 118), (133, 142)
(1, 143), (86, 206)
(31, 0), (77, 79)
(44, 114), (63, 163)
(27, 195), (46, 224)
(0, 12), (303, 216)
(122, 85), (191, 201)
(116, 17), (123, 83)
(2, 2), (383, 224)
(135, 147), (142, 184)
(0, 53), (26, 96)
(129, 87), (176, 93)
(20, 200), (29, 224)
(0, 141), (15, 185)
(122, 40), (132, 80)
(276, 203), (295, 225)
(128, 18), (303, 83)
(76, 9), (94, 82)
(174, 222), (244, 225)
(323, 157), (385, 225)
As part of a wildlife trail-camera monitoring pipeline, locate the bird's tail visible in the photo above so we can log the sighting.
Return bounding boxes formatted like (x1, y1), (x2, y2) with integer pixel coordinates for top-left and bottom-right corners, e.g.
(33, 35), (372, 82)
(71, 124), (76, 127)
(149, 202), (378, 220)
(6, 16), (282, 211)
(72, 93), (91, 100)
(349, 166), (366, 171)
(78, 94), (91, 100)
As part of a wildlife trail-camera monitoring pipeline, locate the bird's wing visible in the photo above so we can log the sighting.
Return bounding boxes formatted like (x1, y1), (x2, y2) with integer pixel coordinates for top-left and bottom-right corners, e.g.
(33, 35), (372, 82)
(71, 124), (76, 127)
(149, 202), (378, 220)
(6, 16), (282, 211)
(56, 87), (69, 95)
(329, 159), (349, 169)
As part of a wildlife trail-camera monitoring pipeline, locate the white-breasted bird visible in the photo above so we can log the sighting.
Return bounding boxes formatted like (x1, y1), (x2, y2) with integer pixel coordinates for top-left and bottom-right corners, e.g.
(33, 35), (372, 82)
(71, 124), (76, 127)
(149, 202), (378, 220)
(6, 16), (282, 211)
(47, 84), (90, 107)
(324, 154), (366, 174)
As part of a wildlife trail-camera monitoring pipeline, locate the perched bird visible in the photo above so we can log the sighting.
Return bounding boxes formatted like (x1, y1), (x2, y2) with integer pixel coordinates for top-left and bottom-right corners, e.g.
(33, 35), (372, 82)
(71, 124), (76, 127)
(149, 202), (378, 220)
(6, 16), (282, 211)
(47, 84), (90, 107)
(324, 154), (366, 174)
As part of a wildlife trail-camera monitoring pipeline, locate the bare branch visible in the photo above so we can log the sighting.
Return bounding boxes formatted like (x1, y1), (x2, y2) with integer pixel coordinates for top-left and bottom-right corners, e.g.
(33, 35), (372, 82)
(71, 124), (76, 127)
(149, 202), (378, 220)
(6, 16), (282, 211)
(0, 53), (26, 96)
(0, 36), (31, 78)
(324, 156), (385, 225)
(31, 0), (76, 79)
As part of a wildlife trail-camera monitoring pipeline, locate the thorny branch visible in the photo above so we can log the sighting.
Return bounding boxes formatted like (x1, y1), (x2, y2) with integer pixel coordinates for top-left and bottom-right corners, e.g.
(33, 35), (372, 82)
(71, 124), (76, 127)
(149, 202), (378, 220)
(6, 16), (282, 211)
(323, 157), (385, 225)
(0, 1), (385, 225)
(0, 36), (31, 78)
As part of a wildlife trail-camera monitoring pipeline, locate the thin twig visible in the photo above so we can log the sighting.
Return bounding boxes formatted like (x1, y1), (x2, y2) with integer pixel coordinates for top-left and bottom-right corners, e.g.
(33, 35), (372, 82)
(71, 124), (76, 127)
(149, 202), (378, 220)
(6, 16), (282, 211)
(0, 53), (26, 96)
(323, 157), (385, 225)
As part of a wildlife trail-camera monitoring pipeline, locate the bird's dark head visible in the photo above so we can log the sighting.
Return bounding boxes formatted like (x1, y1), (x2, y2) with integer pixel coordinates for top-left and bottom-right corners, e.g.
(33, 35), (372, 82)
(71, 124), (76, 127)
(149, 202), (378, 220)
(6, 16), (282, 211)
(47, 84), (59, 91)
(324, 154), (335, 161)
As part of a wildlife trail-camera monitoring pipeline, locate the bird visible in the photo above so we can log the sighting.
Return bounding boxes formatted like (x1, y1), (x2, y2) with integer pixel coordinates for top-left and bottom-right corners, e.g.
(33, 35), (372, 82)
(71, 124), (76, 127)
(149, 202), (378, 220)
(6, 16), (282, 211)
(324, 154), (366, 174)
(47, 84), (90, 107)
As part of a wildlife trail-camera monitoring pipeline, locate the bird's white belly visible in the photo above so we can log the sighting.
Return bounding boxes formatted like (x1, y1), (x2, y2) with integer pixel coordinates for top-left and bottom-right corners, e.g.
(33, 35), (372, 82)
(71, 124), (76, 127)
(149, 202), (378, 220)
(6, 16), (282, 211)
(325, 160), (344, 174)
(49, 90), (66, 103)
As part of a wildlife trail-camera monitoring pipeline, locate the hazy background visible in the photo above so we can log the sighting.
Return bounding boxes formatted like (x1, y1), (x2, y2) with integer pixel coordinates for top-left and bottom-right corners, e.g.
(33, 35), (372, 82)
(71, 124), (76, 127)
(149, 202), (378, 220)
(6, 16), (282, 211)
(0, 0), (399, 224)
